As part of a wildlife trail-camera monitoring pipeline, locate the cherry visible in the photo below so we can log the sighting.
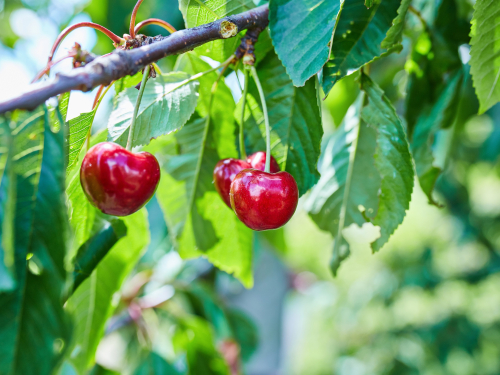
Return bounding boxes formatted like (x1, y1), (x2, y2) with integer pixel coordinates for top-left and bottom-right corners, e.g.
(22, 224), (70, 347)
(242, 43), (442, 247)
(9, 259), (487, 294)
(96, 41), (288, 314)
(213, 158), (252, 207)
(80, 142), (160, 216)
(230, 169), (298, 231)
(246, 151), (280, 173)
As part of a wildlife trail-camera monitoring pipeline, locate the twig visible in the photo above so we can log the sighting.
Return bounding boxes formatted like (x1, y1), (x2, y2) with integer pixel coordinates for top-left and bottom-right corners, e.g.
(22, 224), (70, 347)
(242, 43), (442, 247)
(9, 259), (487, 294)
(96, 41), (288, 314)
(0, 4), (269, 114)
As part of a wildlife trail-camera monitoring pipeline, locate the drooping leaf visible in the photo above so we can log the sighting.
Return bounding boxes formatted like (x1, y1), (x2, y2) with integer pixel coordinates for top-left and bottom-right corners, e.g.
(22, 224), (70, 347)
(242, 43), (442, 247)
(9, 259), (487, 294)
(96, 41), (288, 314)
(411, 69), (464, 205)
(305, 74), (413, 274)
(179, 0), (254, 62)
(0, 106), (72, 375)
(133, 352), (183, 375)
(0, 117), (15, 291)
(66, 209), (149, 372)
(269, 0), (342, 86)
(152, 117), (253, 288)
(236, 51), (323, 195)
(381, 0), (412, 48)
(108, 72), (199, 148)
(321, 0), (402, 96)
(66, 109), (96, 173)
(469, 0), (500, 113)
(72, 219), (127, 292)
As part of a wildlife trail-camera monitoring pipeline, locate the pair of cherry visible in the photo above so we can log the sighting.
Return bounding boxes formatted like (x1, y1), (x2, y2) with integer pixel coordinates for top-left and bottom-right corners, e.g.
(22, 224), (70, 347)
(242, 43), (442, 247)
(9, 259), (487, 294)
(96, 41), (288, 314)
(213, 152), (298, 230)
(80, 143), (298, 231)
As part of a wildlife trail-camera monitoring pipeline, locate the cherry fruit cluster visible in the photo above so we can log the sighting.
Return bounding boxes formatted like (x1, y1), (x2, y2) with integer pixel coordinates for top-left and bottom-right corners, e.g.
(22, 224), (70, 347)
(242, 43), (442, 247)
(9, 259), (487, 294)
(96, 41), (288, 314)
(80, 146), (299, 232)
(213, 151), (299, 231)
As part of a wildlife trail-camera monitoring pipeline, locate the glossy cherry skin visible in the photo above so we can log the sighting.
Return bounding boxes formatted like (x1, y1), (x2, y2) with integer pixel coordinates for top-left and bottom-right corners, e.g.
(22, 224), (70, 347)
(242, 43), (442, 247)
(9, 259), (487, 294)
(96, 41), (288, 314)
(230, 169), (298, 231)
(80, 142), (160, 216)
(214, 158), (252, 207)
(246, 151), (280, 173)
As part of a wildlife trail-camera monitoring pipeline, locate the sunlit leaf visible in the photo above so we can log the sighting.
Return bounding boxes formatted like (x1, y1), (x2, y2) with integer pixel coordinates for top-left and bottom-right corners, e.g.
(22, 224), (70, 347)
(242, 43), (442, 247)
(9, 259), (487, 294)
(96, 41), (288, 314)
(179, 0), (254, 62)
(152, 116), (253, 288)
(66, 109), (96, 173)
(108, 72), (199, 148)
(269, 0), (342, 86)
(176, 53), (237, 158)
(305, 74), (413, 273)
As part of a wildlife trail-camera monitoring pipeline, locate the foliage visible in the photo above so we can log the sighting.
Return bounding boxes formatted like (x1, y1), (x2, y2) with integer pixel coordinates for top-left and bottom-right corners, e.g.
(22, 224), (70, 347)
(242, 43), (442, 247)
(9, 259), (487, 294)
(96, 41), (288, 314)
(469, 0), (500, 114)
(0, 0), (500, 373)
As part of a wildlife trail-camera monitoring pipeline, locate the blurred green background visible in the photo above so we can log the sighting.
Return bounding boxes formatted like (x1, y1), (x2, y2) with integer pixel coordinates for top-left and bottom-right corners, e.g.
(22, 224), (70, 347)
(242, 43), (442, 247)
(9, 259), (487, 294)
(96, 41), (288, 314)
(3, 0), (500, 374)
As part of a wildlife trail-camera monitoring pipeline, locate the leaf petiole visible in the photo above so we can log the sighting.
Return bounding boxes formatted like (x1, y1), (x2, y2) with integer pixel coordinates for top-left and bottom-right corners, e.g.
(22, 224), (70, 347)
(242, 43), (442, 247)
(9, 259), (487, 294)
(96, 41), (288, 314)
(250, 66), (271, 173)
(126, 65), (151, 151)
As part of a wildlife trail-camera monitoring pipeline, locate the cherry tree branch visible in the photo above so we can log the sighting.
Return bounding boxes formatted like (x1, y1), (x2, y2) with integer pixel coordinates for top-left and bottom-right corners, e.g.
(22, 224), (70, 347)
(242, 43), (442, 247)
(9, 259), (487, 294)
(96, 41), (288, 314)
(0, 4), (269, 114)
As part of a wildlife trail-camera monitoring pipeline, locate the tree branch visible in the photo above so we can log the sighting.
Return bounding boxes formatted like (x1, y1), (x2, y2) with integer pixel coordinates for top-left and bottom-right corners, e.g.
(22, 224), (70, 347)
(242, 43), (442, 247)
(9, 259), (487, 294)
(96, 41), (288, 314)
(0, 4), (269, 114)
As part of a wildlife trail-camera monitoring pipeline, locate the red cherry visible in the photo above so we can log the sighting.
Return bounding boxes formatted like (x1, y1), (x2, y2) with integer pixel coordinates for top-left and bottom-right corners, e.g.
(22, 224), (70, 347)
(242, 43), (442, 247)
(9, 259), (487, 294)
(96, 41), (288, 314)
(230, 169), (298, 231)
(80, 142), (160, 216)
(246, 151), (280, 173)
(213, 158), (252, 207)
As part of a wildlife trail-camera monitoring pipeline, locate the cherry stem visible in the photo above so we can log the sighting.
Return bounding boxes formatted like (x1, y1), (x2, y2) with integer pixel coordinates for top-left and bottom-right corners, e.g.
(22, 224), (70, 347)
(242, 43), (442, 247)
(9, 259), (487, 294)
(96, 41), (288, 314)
(134, 18), (177, 35)
(87, 82), (115, 151)
(48, 22), (123, 63)
(32, 54), (75, 83)
(152, 62), (163, 75)
(250, 66), (270, 173)
(233, 59), (243, 92)
(239, 67), (249, 160)
(130, 0), (145, 38)
(127, 65), (151, 151)
(92, 85), (105, 109)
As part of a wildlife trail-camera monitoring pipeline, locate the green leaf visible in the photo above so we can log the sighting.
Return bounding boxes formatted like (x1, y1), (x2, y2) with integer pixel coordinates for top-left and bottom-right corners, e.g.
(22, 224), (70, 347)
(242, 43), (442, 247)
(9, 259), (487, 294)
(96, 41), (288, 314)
(0, 106), (72, 375)
(226, 309), (258, 362)
(179, 0), (254, 62)
(381, 0), (412, 48)
(305, 75), (413, 273)
(108, 72), (199, 148)
(185, 282), (232, 340)
(469, 0), (500, 113)
(54, 92), (70, 131)
(236, 51), (323, 195)
(134, 352), (183, 375)
(66, 109), (96, 173)
(269, 0), (342, 86)
(66, 209), (149, 372)
(411, 69), (464, 205)
(174, 317), (230, 375)
(0, 117), (15, 291)
(72, 219), (127, 292)
(321, 0), (402, 96)
(176, 53), (237, 158)
(152, 117), (253, 288)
